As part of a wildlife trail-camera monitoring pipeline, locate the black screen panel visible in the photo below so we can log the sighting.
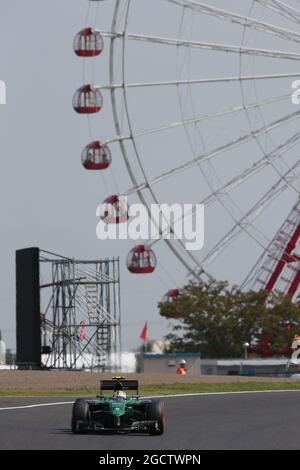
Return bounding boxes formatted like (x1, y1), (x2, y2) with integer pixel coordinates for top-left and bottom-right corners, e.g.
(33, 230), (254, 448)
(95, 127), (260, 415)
(16, 247), (41, 369)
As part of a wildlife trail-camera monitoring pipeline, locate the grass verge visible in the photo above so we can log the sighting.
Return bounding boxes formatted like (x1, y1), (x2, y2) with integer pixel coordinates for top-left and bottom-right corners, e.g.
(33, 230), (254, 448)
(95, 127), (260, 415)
(1, 381), (300, 396)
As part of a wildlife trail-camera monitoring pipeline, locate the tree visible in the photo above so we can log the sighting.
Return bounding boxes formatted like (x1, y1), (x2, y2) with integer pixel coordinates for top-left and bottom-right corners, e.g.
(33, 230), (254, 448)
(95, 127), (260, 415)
(255, 293), (300, 356)
(159, 280), (300, 358)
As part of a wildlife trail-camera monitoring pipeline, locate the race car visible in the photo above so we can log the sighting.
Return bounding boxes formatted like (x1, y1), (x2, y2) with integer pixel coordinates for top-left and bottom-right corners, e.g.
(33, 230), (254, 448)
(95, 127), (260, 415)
(71, 377), (165, 435)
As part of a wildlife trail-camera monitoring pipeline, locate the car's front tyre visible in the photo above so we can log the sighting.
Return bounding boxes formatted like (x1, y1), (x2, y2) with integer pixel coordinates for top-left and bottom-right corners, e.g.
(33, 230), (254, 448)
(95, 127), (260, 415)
(71, 399), (90, 434)
(147, 400), (165, 435)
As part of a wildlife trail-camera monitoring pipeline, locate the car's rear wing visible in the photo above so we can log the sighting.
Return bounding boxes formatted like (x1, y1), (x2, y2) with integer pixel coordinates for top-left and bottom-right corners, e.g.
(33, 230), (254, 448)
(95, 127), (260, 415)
(100, 378), (139, 394)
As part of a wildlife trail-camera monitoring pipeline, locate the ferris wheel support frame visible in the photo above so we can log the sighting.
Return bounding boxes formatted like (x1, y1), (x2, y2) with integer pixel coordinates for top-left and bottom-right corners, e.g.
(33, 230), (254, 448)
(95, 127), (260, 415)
(84, 0), (300, 293)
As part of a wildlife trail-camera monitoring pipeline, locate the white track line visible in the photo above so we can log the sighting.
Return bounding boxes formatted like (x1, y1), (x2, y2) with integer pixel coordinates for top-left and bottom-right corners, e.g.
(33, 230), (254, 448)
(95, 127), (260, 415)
(1, 389), (300, 411)
(147, 389), (300, 398)
(0, 402), (73, 411)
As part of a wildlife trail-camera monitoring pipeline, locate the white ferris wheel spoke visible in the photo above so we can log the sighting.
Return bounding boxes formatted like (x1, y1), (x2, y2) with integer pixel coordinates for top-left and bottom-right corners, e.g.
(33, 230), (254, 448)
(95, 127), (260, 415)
(104, 93), (291, 147)
(159, 162), (298, 280)
(172, 7), (290, 264)
(99, 31), (300, 61)
(120, 109), (300, 193)
(255, 0), (300, 24)
(98, 72), (300, 90)
(166, 0), (300, 43)
(240, 232), (278, 290)
(195, 158), (300, 273)
(149, 130), (300, 243)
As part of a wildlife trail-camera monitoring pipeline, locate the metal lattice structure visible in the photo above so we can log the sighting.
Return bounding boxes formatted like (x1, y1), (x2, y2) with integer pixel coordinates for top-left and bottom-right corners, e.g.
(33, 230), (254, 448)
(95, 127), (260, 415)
(244, 198), (300, 297)
(40, 250), (121, 371)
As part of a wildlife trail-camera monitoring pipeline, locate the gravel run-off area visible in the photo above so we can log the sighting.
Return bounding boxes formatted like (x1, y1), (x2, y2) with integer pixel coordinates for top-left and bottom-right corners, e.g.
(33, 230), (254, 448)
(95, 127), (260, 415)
(0, 371), (295, 390)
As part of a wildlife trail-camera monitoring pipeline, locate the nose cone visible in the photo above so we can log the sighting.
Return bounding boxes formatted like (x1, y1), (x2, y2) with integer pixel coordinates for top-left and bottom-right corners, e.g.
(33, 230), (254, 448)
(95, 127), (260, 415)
(110, 401), (126, 417)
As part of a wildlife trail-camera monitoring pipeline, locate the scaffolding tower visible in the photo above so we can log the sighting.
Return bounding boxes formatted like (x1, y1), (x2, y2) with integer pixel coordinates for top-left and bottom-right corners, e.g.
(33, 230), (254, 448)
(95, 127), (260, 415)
(39, 249), (121, 371)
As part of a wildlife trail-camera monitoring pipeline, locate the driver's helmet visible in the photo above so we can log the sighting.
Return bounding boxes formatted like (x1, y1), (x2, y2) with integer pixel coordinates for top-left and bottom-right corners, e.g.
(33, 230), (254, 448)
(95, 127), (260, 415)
(112, 390), (127, 402)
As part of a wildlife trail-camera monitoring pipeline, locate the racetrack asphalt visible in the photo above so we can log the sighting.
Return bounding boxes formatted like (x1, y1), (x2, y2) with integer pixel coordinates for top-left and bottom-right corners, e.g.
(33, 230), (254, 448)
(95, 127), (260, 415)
(0, 392), (300, 450)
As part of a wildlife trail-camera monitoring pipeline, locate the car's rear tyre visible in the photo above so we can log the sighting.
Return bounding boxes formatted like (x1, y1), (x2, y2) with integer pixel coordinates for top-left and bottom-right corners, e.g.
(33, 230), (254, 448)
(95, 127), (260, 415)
(71, 399), (90, 434)
(147, 400), (165, 435)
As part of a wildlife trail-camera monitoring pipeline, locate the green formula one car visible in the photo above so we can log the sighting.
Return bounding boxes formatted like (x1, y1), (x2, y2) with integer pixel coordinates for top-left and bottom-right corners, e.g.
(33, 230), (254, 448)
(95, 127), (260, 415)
(71, 377), (165, 435)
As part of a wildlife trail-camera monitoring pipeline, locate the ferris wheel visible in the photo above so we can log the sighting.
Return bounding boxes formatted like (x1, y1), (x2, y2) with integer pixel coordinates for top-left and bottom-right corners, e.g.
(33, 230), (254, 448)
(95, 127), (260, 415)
(73, 0), (300, 299)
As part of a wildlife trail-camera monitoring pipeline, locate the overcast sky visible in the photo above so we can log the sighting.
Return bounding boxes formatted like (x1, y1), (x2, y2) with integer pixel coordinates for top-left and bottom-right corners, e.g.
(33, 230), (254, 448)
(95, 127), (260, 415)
(1, 0), (300, 351)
